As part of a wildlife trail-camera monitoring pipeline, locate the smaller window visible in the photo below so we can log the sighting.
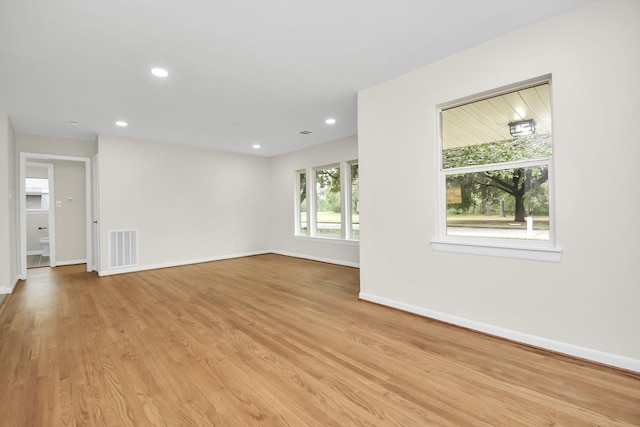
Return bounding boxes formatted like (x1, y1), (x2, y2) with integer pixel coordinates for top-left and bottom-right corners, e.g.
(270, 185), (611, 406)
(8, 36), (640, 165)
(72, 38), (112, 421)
(296, 170), (308, 235)
(315, 166), (341, 238)
(294, 160), (359, 243)
(349, 162), (359, 239)
(25, 178), (50, 211)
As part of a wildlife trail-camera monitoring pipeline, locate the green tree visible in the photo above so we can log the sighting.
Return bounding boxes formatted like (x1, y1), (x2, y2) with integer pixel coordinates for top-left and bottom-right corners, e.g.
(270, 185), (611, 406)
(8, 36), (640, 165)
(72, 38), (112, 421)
(444, 134), (551, 222)
(314, 168), (341, 212)
(316, 168), (340, 193)
(299, 172), (307, 206)
(351, 163), (359, 214)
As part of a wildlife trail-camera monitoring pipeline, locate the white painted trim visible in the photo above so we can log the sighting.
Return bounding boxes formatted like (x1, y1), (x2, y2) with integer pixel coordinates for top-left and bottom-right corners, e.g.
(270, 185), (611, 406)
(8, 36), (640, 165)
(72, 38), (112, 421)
(84, 154), (92, 273)
(56, 259), (87, 266)
(91, 154), (100, 273)
(293, 235), (359, 246)
(431, 240), (562, 262)
(359, 292), (640, 373)
(294, 169), (306, 236)
(27, 250), (43, 255)
(0, 275), (21, 294)
(272, 250), (359, 268)
(98, 250), (271, 276)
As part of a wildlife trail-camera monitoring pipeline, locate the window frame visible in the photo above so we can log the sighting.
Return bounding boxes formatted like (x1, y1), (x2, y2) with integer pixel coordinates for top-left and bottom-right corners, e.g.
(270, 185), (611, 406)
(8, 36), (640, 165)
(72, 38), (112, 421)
(313, 163), (342, 239)
(431, 77), (562, 262)
(294, 160), (359, 243)
(346, 160), (359, 240)
(25, 177), (50, 212)
(295, 169), (308, 236)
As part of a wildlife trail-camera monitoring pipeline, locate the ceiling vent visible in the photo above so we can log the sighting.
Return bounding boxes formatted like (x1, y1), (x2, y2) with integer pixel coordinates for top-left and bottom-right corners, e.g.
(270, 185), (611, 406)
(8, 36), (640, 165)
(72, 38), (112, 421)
(299, 130), (312, 135)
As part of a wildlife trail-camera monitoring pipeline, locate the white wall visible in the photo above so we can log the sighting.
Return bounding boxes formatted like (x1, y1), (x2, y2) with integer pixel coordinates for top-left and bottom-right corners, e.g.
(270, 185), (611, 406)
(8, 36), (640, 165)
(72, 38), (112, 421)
(97, 134), (271, 274)
(269, 135), (359, 266)
(17, 133), (97, 158)
(0, 114), (18, 293)
(358, 0), (640, 371)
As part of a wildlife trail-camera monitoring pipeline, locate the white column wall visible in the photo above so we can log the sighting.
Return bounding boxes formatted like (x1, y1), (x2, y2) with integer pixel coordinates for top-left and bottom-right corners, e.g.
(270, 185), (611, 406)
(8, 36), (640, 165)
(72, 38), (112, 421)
(358, 0), (640, 370)
(0, 114), (18, 293)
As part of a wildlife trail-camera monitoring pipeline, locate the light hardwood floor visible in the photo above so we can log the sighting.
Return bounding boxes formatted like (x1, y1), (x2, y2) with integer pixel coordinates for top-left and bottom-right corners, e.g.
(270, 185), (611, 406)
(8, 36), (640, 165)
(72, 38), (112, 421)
(0, 254), (638, 426)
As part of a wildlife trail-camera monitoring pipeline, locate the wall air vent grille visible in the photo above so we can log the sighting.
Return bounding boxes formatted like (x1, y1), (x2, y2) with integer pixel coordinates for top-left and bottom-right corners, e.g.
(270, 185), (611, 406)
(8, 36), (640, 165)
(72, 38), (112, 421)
(108, 229), (138, 268)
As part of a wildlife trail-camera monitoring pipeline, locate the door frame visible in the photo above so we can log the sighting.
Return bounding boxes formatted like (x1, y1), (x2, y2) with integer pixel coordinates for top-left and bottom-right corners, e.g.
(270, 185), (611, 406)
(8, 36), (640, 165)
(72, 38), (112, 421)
(19, 152), (94, 279)
(91, 154), (100, 273)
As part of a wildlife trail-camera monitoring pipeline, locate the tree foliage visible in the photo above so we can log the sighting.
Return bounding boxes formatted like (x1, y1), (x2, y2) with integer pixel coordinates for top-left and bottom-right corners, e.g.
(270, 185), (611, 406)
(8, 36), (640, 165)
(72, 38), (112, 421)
(299, 172), (307, 206)
(443, 134), (551, 169)
(300, 165), (359, 206)
(443, 134), (552, 222)
(299, 167), (341, 210)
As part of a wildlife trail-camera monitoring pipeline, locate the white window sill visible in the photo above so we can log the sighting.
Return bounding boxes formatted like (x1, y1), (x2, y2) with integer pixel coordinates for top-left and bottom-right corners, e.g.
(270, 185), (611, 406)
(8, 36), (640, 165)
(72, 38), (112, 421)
(431, 239), (562, 262)
(294, 235), (360, 246)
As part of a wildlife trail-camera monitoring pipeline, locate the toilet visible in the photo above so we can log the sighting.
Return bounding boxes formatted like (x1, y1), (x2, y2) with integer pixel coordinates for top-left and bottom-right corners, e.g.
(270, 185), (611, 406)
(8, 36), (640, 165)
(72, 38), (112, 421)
(39, 237), (50, 257)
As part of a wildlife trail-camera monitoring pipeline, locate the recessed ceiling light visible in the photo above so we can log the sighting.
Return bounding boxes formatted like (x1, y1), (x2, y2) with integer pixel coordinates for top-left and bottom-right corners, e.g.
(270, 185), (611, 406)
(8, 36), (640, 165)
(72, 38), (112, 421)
(325, 118), (336, 125)
(151, 67), (169, 78)
(252, 144), (261, 149)
(115, 121), (128, 127)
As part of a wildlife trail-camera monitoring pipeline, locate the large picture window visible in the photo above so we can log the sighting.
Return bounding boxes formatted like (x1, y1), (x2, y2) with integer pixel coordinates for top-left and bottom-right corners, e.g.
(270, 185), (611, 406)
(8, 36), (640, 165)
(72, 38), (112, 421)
(295, 160), (358, 241)
(435, 79), (560, 261)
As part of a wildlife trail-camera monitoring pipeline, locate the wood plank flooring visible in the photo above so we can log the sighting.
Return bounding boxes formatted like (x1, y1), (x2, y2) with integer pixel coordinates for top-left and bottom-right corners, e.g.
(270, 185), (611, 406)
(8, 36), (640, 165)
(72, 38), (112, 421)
(0, 254), (638, 426)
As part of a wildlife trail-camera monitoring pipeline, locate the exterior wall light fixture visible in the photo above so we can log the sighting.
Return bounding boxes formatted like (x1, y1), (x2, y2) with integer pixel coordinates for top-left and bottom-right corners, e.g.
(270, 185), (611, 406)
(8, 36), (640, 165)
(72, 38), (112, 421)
(509, 119), (536, 137)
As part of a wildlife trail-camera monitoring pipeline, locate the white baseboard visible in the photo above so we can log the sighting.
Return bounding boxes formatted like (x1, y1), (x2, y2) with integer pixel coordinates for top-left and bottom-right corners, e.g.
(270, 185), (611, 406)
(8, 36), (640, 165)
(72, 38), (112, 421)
(98, 250), (270, 276)
(271, 250), (360, 268)
(0, 275), (21, 294)
(56, 259), (87, 266)
(359, 292), (640, 374)
(98, 250), (359, 276)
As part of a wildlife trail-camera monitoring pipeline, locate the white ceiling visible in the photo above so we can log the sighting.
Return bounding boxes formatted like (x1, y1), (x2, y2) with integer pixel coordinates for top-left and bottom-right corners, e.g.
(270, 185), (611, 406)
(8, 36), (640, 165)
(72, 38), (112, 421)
(0, 0), (593, 157)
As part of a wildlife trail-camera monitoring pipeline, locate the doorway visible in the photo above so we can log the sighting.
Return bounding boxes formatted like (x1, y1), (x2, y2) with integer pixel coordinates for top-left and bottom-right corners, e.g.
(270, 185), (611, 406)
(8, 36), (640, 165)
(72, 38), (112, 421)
(25, 163), (54, 268)
(19, 153), (94, 280)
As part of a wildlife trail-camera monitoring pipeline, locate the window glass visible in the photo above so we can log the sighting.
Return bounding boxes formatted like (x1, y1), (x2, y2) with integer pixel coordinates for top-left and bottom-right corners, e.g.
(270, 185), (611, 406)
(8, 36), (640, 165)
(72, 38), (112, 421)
(25, 178), (49, 211)
(315, 167), (341, 237)
(441, 81), (552, 241)
(445, 165), (549, 240)
(350, 163), (359, 239)
(297, 170), (308, 235)
(26, 194), (44, 210)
